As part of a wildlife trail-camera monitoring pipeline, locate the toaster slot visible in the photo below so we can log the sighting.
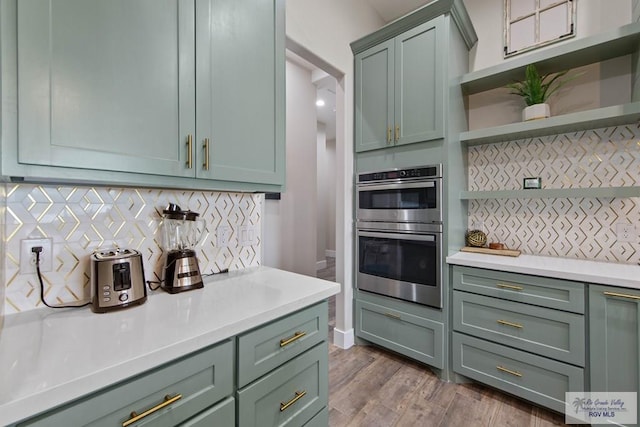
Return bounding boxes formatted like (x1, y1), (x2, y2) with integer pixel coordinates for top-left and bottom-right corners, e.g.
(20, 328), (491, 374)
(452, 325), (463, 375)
(113, 262), (132, 291)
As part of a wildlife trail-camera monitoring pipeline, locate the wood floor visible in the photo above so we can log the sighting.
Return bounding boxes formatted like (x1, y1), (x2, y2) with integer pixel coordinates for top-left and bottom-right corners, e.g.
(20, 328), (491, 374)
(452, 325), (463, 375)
(317, 257), (569, 427)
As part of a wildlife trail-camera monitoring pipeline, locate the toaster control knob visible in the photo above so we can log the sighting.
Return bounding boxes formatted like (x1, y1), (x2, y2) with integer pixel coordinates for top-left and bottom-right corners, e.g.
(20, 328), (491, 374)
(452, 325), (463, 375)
(119, 293), (129, 302)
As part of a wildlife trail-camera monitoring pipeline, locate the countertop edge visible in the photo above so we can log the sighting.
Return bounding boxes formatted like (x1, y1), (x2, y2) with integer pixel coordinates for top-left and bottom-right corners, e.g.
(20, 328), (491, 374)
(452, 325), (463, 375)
(446, 252), (640, 289)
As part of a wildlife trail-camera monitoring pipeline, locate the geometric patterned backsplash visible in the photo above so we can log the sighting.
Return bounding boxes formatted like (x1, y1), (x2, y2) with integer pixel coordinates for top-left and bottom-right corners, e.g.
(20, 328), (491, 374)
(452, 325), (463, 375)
(3, 184), (262, 314)
(467, 124), (640, 264)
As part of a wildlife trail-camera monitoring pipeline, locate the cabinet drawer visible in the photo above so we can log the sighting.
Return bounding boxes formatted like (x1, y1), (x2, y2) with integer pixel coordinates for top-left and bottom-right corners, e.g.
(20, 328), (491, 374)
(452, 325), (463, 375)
(303, 407), (328, 427)
(453, 291), (585, 365)
(180, 396), (235, 427)
(453, 266), (585, 313)
(238, 301), (328, 388)
(453, 333), (584, 414)
(237, 342), (328, 427)
(19, 340), (234, 427)
(356, 299), (444, 368)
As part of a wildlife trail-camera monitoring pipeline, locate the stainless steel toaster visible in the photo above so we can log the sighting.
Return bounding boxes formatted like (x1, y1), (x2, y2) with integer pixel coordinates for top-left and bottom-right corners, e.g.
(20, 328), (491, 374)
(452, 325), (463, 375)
(91, 248), (147, 313)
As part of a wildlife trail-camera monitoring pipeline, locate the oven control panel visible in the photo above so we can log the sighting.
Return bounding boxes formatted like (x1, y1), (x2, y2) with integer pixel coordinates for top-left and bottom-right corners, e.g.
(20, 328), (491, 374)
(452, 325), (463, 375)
(358, 164), (441, 183)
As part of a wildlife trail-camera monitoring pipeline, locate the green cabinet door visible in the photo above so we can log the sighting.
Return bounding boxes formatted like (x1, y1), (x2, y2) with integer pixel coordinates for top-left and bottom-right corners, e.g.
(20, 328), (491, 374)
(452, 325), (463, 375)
(17, 0), (195, 178)
(354, 16), (444, 153)
(195, 0), (285, 185)
(354, 39), (394, 152)
(589, 285), (640, 427)
(394, 17), (444, 146)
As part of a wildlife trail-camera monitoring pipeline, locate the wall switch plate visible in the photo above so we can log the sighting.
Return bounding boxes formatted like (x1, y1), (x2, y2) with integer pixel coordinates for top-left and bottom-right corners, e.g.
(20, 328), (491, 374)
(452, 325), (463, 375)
(216, 226), (232, 247)
(616, 223), (637, 242)
(239, 225), (258, 246)
(470, 219), (484, 231)
(20, 238), (53, 274)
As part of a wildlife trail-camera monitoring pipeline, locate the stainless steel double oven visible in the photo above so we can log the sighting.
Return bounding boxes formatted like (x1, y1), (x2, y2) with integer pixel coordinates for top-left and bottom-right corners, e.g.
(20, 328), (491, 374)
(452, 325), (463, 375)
(356, 164), (443, 308)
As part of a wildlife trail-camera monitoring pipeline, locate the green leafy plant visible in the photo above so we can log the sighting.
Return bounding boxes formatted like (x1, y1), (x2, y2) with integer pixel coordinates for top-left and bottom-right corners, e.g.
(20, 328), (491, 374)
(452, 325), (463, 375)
(506, 64), (581, 106)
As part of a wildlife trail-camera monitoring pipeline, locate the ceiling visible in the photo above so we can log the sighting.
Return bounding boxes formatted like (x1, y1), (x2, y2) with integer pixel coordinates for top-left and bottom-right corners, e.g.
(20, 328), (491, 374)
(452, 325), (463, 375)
(364, 0), (436, 22)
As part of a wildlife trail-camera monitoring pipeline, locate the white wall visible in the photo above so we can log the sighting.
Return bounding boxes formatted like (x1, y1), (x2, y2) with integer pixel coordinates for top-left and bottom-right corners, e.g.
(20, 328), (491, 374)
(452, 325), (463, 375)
(316, 128), (337, 264)
(276, 0), (384, 348)
(264, 60), (318, 277)
(316, 123), (328, 265)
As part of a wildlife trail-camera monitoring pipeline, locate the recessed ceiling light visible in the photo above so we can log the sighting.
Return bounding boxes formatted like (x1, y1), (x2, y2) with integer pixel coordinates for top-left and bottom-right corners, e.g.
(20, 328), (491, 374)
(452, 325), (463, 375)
(316, 99), (325, 107)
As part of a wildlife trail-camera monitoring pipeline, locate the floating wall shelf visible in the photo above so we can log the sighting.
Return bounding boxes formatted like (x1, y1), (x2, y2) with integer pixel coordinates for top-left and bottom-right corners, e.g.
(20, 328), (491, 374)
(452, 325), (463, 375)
(460, 186), (640, 200)
(460, 102), (640, 146)
(460, 21), (640, 94)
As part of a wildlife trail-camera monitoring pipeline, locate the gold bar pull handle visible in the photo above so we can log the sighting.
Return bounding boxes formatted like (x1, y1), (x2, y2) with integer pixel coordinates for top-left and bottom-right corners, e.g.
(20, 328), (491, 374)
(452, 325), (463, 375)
(384, 312), (401, 320)
(280, 390), (307, 412)
(280, 331), (306, 347)
(496, 365), (522, 377)
(185, 135), (193, 169)
(497, 319), (523, 329)
(496, 283), (524, 291)
(123, 394), (182, 427)
(387, 127), (392, 143)
(395, 125), (400, 141)
(203, 138), (210, 170)
(604, 291), (640, 301)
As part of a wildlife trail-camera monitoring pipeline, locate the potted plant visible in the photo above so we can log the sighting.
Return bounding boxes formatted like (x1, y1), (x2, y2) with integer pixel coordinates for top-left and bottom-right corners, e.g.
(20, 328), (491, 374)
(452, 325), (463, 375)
(507, 64), (581, 121)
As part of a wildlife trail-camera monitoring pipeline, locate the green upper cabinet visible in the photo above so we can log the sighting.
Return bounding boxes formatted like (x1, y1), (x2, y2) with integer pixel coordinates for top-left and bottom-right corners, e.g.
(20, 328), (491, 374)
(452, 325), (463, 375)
(589, 285), (640, 427)
(195, 0), (284, 185)
(4, 0), (284, 190)
(17, 0), (196, 178)
(354, 16), (444, 153)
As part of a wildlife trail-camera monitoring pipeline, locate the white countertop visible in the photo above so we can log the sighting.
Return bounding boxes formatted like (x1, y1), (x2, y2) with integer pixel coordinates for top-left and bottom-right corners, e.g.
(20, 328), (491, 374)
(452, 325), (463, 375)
(0, 266), (340, 426)
(446, 252), (640, 290)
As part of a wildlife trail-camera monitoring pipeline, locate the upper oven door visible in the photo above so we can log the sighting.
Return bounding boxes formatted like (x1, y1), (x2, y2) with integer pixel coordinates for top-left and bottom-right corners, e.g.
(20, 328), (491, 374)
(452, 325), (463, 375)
(356, 180), (441, 223)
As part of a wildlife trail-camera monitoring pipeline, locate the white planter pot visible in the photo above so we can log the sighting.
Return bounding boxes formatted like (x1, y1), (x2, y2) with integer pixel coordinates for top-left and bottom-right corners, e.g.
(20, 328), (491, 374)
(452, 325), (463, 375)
(522, 103), (550, 121)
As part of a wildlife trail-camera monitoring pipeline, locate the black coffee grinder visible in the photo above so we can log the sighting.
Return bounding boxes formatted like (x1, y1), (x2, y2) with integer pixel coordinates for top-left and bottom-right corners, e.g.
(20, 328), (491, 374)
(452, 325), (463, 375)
(161, 203), (205, 293)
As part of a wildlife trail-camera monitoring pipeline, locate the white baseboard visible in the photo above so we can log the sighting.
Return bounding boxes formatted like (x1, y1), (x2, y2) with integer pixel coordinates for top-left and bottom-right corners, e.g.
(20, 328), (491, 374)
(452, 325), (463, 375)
(325, 249), (336, 258)
(316, 260), (327, 270)
(333, 327), (354, 349)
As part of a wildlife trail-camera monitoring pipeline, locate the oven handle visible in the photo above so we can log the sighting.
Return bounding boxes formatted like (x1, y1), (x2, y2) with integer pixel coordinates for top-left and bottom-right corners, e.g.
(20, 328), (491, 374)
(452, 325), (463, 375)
(357, 180), (436, 192)
(357, 230), (437, 242)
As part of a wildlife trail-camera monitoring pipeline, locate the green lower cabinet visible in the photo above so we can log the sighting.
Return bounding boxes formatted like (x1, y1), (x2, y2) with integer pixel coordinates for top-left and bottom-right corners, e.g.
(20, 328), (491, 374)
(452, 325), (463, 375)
(180, 396), (235, 427)
(237, 342), (329, 427)
(303, 407), (329, 427)
(589, 285), (640, 427)
(17, 340), (234, 427)
(453, 291), (585, 365)
(355, 297), (444, 368)
(453, 332), (584, 413)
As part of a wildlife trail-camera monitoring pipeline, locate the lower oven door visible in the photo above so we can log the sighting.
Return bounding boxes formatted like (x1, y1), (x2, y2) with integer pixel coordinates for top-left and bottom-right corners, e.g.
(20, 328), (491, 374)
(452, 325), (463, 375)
(357, 228), (442, 308)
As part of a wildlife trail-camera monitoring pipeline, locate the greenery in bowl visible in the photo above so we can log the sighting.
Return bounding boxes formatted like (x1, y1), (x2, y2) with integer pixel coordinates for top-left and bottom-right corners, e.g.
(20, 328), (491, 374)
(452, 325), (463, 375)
(506, 64), (581, 106)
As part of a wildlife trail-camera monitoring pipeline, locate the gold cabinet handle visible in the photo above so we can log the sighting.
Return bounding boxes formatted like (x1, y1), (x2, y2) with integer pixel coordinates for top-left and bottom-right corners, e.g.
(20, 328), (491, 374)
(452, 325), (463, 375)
(496, 365), (522, 377)
(280, 390), (306, 412)
(280, 331), (306, 347)
(497, 319), (523, 329)
(604, 291), (640, 301)
(185, 135), (193, 169)
(387, 127), (392, 143)
(123, 394), (182, 427)
(203, 138), (210, 170)
(384, 312), (401, 320)
(394, 125), (399, 141)
(496, 283), (524, 291)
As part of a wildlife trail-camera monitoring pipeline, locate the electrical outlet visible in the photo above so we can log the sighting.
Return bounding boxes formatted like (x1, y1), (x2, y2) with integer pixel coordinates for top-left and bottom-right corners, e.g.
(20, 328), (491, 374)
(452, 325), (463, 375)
(216, 226), (232, 248)
(20, 238), (53, 274)
(616, 223), (637, 242)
